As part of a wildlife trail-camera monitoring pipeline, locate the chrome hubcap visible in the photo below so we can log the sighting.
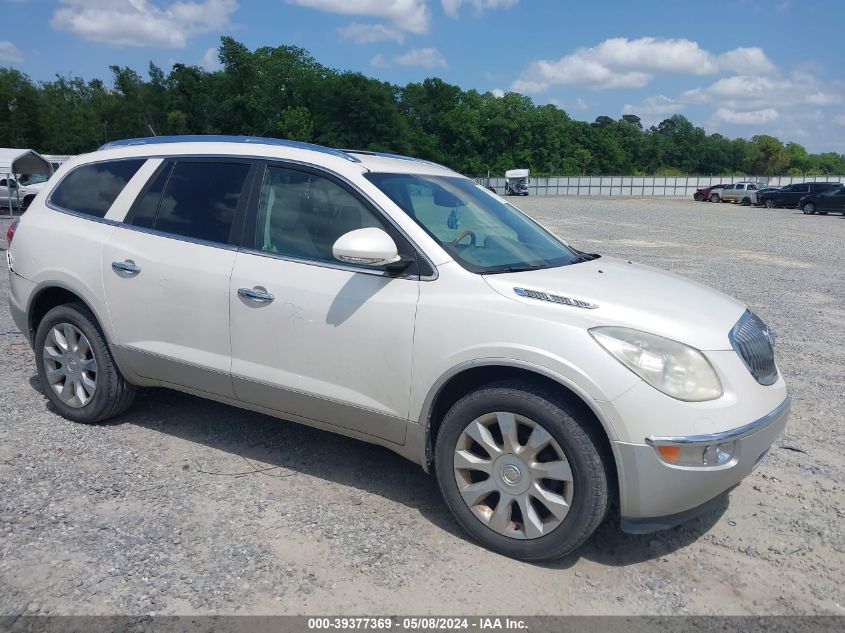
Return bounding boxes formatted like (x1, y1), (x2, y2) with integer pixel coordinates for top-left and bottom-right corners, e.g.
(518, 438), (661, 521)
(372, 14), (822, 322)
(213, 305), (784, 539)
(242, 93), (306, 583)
(42, 323), (97, 408)
(453, 412), (573, 540)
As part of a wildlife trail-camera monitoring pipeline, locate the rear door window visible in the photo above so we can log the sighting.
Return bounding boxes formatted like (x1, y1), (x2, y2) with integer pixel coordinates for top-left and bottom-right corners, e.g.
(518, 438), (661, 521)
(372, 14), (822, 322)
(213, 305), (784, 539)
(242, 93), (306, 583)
(132, 161), (252, 245)
(50, 160), (145, 218)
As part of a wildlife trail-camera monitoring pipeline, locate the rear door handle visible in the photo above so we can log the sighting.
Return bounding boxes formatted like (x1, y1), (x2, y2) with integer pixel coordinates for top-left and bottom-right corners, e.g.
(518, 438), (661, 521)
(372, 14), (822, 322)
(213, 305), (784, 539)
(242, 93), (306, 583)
(112, 260), (141, 275)
(238, 287), (274, 303)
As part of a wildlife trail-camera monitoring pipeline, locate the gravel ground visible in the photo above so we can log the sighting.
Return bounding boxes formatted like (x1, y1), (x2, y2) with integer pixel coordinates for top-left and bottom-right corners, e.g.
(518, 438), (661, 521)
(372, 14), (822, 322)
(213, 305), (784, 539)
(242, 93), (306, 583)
(0, 198), (843, 617)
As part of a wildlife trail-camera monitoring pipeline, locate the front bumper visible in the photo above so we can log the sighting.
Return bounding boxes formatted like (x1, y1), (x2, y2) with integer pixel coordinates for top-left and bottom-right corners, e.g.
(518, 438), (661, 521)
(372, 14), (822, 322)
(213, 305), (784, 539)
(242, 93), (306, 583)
(614, 397), (790, 532)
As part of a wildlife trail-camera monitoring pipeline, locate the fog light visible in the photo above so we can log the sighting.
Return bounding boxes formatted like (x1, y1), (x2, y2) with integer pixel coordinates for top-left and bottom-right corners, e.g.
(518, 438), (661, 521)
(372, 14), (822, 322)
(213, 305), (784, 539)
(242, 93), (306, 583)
(655, 441), (735, 467)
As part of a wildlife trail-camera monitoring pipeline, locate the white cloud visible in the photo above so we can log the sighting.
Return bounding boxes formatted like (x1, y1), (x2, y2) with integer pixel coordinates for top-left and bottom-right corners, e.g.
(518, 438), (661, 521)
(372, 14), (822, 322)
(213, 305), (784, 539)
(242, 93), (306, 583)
(0, 41), (23, 63)
(713, 107), (780, 125)
(691, 74), (842, 110)
(510, 37), (777, 93)
(288, 0), (429, 33)
(717, 47), (776, 75)
(338, 22), (404, 44)
(201, 46), (221, 70)
(442, 0), (519, 17)
(395, 47), (447, 69)
(370, 53), (389, 68)
(491, 88), (504, 97)
(51, 0), (237, 48)
(833, 113), (845, 126)
(622, 94), (686, 118)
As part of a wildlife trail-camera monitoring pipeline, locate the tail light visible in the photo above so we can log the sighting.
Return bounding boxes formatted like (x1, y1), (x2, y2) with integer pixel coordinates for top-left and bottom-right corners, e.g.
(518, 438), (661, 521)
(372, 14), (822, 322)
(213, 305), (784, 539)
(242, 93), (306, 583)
(6, 218), (18, 244)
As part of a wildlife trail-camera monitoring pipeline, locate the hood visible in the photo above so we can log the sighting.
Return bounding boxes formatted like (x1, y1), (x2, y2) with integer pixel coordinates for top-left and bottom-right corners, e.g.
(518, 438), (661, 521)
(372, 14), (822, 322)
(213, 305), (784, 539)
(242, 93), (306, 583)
(482, 256), (746, 350)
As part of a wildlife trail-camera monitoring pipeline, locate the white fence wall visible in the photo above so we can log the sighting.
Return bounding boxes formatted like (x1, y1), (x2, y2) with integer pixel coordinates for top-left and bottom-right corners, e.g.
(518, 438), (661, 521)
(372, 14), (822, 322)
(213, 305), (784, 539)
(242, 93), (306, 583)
(475, 174), (845, 197)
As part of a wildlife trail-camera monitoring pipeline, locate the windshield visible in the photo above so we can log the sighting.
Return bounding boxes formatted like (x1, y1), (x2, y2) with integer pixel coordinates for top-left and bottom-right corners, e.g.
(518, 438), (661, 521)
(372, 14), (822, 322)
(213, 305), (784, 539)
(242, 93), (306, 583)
(365, 173), (584, 273)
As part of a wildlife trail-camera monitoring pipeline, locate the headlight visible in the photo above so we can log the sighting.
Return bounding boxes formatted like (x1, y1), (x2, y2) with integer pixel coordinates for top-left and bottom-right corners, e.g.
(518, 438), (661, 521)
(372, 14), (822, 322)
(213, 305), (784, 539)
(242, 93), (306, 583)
(590, 326), (723, 402)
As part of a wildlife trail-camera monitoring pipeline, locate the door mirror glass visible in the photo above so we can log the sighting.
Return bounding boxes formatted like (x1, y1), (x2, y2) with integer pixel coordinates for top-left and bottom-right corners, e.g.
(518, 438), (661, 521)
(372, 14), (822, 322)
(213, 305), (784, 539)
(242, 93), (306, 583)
(333, 227), (400, 266)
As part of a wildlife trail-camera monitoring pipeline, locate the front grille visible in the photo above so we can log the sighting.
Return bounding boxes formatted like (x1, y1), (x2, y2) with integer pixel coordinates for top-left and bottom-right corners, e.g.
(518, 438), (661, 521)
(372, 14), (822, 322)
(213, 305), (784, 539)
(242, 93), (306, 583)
(730, 311), (778, 385)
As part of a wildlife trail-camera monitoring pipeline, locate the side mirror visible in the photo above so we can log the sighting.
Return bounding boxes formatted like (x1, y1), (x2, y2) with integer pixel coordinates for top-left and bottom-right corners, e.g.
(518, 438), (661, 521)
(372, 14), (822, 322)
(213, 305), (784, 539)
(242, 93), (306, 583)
(333, 228), (401, 267)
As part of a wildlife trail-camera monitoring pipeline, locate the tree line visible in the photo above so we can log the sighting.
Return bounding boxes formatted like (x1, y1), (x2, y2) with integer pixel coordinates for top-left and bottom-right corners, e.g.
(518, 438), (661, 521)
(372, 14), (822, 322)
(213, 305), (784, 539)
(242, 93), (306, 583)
(1, 37), (843, 177)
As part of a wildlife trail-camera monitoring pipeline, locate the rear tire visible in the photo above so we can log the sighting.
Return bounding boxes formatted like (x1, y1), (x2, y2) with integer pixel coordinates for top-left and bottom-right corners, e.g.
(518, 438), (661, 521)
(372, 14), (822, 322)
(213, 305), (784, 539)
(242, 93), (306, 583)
(802, 202), (816, 215)
(434, 380), (610, 561)
(34, 302), (136, 423)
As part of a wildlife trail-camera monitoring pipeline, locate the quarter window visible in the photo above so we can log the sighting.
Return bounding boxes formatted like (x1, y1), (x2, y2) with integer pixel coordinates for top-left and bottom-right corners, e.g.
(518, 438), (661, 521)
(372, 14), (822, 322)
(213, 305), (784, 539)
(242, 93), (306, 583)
(152, 161), (251, 244)
(254, 166), (394, 265)
(50, 160), (144, 218)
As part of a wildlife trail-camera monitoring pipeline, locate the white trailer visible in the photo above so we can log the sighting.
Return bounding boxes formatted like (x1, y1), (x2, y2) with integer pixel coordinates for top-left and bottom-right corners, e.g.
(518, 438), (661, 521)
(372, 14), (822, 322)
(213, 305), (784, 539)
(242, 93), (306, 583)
(504, 168), (530, 196)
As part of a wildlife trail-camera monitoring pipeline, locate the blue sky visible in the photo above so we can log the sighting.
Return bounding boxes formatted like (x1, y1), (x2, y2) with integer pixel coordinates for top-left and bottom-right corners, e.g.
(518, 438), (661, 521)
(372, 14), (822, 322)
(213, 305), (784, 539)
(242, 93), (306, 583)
(3, 0), (845, 152)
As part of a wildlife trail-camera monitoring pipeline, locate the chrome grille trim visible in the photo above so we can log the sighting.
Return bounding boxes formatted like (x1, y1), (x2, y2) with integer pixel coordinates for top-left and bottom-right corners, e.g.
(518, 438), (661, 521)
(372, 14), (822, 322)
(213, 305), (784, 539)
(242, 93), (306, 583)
(513, 287), (598, 309)
(730, 311), (778, 386)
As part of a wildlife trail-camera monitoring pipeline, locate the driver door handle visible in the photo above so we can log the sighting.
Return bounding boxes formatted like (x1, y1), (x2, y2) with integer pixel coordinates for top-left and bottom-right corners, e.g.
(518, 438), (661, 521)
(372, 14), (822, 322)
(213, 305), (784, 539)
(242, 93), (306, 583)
(111, 260), (141, 275)
(238, 287), (274, 303)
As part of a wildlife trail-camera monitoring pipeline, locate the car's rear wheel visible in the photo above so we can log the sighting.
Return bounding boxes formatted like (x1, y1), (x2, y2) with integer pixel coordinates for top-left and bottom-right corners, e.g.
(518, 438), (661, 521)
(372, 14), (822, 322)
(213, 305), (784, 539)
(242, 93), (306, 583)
(802, 202), (816, 215)
(764, 199), (776, 209)
(434, 381), (610, 561)
(34, 302), (136, 423)
(709, 193), (720, 203)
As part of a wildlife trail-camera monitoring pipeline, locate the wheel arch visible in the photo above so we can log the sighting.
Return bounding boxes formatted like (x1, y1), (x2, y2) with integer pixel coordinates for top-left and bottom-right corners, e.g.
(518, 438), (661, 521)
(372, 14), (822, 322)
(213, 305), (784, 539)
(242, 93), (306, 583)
(27, 282), (108, 344)
(419, 360), (619, 488)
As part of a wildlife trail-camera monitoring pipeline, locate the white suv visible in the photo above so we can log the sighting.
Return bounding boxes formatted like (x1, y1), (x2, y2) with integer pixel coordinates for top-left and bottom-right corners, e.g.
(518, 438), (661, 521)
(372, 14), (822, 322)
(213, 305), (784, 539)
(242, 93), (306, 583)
(7, 136), (789, 560)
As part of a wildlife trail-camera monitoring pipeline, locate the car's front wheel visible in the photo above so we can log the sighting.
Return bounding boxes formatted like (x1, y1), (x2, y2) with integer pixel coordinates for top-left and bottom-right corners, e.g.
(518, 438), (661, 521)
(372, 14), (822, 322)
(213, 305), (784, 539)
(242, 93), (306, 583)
(434, 381), (610, 561)
(764, 199), (776, 209)
(709, 193), (720, 203)
(34, 302), (136, 423)
(693, 193), (704, 201)
(802, 202), (816, 215)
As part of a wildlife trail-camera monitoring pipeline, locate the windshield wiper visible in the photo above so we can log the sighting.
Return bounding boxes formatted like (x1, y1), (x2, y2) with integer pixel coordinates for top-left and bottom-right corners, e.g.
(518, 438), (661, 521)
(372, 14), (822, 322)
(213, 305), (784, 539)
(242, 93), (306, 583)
(572, 252), (601, 263)
(484, 263), (547, 274)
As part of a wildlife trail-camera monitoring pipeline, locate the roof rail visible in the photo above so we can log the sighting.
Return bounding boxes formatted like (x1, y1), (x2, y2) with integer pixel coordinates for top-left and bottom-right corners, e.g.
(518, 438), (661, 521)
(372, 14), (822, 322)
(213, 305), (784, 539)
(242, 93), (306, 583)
(98, 135), (361, 163)
(339, 149), (451, 171)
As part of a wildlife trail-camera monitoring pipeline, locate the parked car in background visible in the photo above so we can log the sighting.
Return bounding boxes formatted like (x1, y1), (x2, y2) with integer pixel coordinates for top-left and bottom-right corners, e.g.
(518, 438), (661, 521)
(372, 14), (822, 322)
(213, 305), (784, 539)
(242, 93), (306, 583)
(719, 182), (759, 205)
(708, 184), (729, 202)
(693, 183), (727, 202)
(798, 184), (845, 215)
(757, 182), (839, 209)
(7, 135), (788, 561)
(0, 176), (48, 210)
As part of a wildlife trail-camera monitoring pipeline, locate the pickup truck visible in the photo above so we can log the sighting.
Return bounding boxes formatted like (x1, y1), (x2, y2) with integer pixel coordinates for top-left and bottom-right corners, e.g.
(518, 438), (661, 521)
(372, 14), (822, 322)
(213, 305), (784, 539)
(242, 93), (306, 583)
(0, 176), (48, 210)
(719, 182), (760, 205)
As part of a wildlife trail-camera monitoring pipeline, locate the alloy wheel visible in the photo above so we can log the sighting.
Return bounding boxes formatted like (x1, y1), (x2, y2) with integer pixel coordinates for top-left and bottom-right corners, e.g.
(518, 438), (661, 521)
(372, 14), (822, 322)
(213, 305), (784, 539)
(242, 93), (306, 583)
(42, 323), (97, 408)
(452, 412), (573, 540)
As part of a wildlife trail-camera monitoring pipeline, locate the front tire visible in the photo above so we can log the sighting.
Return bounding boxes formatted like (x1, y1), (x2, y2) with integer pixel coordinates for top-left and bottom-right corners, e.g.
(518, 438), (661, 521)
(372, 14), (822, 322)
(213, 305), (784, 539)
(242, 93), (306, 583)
(434, 381), (610, 561)
(34, 302), (136, 423)
(709, 193), (720, 203)
(694, 193), (704, 201)
(764, 199), (776, 209)
(802, 202), (816, 215)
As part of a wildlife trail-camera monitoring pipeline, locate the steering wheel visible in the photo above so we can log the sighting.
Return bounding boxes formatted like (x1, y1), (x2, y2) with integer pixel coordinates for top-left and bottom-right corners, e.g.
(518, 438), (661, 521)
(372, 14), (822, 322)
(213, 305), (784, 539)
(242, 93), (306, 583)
(451, 230), (476, 247)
